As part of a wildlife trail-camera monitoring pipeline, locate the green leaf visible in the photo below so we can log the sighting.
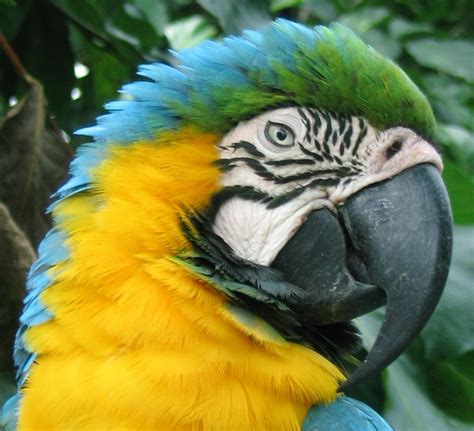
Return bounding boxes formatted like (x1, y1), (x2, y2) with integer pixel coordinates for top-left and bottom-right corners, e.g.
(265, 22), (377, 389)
(338, 7), (390, 34)
(437, 124), (474, 176)
(427, 352), (474, 422)
(107, 2), (167, 56)
(0, 0), (32, 40)
(337, 8), (402, 60)
(406, 39), (474, 82)
(362, 29), (402, 60)
(69, 24), (133, 107)
(164, 15), (218, 50)
(443, 163), (474, 224)
(270, 0), (303, 13)
(49, 0), (157, 65)
(421, 75), (474, 132)
(0, 371), (15, 407)
(384, 354), (473, 430)
(197, 0), (271, 35)
(298, 0), (338, 23)
(357, 226), (474, 428)
(389, 17), (433, 40)
(133, 0), (171, 36)
(6, 1), (76, 123)
(420, 225), (474, 360)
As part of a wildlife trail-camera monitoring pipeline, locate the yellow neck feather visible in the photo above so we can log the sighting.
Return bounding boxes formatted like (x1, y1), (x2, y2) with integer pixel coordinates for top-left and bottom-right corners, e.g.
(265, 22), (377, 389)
(21, 129), (343, 430)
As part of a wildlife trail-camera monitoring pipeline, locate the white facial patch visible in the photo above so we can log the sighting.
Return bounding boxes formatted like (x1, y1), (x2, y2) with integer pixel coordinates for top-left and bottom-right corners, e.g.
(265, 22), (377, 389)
(213, 188), (329, 265)
(211, 107), (442, 266)
(212, 107), (338, 265)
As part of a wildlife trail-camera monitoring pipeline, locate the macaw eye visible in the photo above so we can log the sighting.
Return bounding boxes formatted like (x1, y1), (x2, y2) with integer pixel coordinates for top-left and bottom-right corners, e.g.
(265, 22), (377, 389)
(264, 121), (295, 148)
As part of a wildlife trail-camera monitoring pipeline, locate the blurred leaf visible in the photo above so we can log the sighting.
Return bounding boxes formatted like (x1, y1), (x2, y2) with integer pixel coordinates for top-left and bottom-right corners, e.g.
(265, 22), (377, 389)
(427, 352), (474, 422)
(164, 15), (218, 50)
(0, 371), (15, 408)
(4, 0), (76, 124)
(388, 0), (472, 29)
(422, 75), (474, 132)
(49, 0), (117, 43)
(133, 0), (171, 35)
(443, 163), (474, 224)
(339, 7), (390, 34)
(69, 24), (132, 107)
(420, 225), (474, 360)
(0, 0), (32, 40)
(358, 226), (474, 429)
(0, 79), (72, 248)
(384, 354), (473, 430)
(107, 2), (167, 56)
(335, 7), (402, 59)
(271, 0), (303, 13)
(197, 0), (271, 34)
(406, 39), (474, 82)
(49, 0), (144, 65)
(437, 124), (474, 176)
(389, 17), (433, 39)
(362, 29), (401, 59)
(298, 0), (338, 23)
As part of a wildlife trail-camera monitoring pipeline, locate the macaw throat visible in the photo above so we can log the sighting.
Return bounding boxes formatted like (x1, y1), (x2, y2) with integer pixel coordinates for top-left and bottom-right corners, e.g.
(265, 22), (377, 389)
(272, 163), (453, 389)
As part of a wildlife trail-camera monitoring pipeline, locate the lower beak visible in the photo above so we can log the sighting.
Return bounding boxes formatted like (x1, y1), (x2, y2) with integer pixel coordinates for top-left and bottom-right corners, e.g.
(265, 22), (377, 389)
(272, 164), (453, 388)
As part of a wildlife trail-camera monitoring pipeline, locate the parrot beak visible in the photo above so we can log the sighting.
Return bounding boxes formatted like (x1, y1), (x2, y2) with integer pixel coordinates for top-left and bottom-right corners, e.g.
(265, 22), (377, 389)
(272, 163), (453, 389)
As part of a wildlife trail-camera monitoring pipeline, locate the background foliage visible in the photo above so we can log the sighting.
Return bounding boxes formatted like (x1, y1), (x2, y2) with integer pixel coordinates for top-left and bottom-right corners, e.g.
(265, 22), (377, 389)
(0, 0), (473, 429)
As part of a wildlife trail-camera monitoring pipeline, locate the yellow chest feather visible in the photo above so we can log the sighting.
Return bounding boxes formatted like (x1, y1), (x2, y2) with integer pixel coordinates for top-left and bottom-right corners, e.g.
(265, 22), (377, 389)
(20, 130), (343, 430)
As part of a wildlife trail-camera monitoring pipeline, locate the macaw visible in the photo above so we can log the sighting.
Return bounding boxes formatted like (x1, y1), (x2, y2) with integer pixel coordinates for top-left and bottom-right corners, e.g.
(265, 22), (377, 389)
(1, 19), (452, 430)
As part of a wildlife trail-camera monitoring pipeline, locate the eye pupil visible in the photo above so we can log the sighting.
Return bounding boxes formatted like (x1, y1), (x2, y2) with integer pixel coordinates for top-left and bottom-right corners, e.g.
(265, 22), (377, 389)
(276, 129), (287, 141)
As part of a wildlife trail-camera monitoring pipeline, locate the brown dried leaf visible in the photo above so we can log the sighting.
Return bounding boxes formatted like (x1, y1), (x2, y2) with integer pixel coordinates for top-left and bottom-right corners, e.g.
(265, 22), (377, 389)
(0, 202), (36, 371)
(0, 79), (72, 248)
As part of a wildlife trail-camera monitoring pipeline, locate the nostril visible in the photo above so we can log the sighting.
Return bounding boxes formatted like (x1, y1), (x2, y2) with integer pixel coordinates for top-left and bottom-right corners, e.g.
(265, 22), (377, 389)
(386, 140), (403, 160)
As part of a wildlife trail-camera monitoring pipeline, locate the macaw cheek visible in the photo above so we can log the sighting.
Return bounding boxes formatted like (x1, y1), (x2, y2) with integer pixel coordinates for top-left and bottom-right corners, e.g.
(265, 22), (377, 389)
(272, 163), (453, 388)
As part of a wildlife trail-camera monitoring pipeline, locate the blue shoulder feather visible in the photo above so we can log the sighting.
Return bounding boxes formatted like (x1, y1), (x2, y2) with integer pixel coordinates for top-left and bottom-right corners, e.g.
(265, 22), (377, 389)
(302, 397), (394, 431)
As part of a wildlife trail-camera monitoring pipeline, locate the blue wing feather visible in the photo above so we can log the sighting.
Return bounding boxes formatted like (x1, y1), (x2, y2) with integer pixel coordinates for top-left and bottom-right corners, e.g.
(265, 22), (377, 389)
(303, 397), (394, 431)
(1, 228), (71, 429)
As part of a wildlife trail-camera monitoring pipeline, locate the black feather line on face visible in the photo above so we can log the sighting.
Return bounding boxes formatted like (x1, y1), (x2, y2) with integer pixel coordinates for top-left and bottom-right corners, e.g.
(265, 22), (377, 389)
(297, 108), (312, 143)
(205, 185), (271, 221)
(229, 140), (265, 158)
(214, 157), (282, 182)
(265, 158), (315, 166)
(178, 208), (362, 367)
(323, 111), (333, 148)
(309, 108), (322, 136)
(215, 155), (351, 187)
(352, 118), (368, 156)
(342, 122), (353, 152)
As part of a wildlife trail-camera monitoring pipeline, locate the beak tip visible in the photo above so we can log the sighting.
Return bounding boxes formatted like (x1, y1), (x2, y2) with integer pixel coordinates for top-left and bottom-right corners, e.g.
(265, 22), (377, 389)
(336, 164), (453, 389)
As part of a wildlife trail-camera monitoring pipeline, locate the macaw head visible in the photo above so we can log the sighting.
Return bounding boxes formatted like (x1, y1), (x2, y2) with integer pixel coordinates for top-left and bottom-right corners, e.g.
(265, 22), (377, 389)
(71, 20), (452, 389)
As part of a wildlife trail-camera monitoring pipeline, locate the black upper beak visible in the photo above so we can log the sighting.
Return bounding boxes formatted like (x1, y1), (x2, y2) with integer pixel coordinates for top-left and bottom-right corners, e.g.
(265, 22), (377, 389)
(272, 164), (453, 389)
